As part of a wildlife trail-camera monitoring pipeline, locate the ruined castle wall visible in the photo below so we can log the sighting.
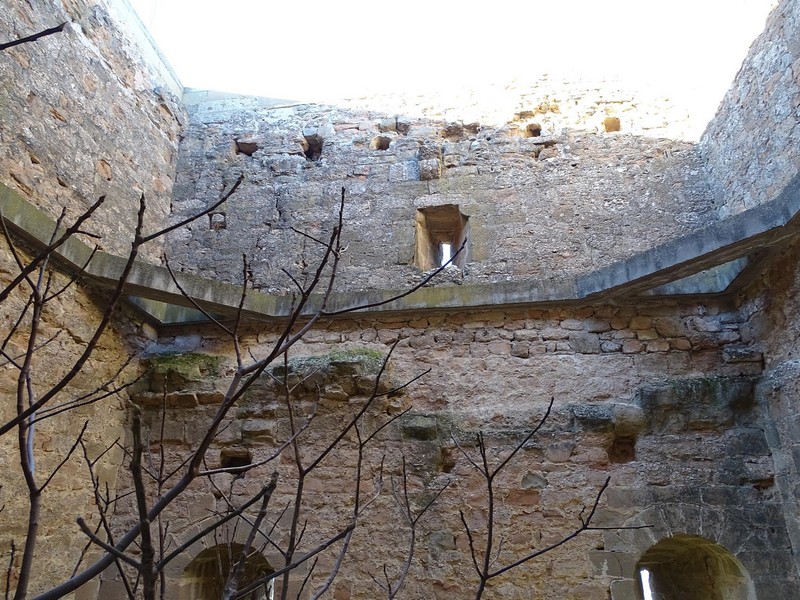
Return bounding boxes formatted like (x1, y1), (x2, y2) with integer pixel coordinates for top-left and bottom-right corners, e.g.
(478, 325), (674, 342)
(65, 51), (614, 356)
(102, 299), (798, 600)
(166, 83), (716, 293)
(700, 0), (800, 218)
(1, 1), (186, 596)
(0, 233), (155, 598)
(0, 0), (184, 260)
(737, 240), (800, 579)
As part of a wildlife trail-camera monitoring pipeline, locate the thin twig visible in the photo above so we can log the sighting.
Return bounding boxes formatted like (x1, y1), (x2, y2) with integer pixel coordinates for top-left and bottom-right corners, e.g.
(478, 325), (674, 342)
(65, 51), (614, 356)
(141, 174), (244, 243)
(321, 238), (467, 316)
(76, 519), (142, 569)
(0, 195), (105, 305)
(0, 23), (67, 51)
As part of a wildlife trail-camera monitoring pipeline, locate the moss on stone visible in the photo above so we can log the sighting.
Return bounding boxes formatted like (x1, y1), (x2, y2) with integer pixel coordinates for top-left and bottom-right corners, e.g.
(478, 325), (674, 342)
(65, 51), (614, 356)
(150, 352), (224, 375)
(273, 348), (386, 378)
(147, 352), (225, 391)
(263, 348), (391, 397)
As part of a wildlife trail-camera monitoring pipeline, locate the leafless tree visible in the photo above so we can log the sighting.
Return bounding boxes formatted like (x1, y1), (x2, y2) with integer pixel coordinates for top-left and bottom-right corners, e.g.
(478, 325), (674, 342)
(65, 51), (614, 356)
(0, 173), (466, 600)
(0, 176), (243, 599)
(369, 458), (449, 600)
(452, 399), (646, 599)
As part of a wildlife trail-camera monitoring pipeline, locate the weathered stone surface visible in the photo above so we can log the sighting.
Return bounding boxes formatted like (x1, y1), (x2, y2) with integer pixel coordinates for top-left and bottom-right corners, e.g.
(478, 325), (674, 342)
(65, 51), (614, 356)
(0, 0), (184, 260)
(701, 0), (800, 218)
(166, 80), (717, 294)
(96, 297), (782, 598)
(4, 0), (800, 598)
(0, 238), (134, 597)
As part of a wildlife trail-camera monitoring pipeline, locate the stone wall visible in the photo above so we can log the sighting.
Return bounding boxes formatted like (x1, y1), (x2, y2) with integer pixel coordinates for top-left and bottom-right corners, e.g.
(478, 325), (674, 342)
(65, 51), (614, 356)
(0, 234), (150, 598)
(737, 239), (800, 580)
(166, 82), (716, 293)
(1, 1), (185, 596)
(2, 0), (799, 598)
(700, 0), (800, 218)
(100, 298), (798, 599)
(0, 0), (184, 260)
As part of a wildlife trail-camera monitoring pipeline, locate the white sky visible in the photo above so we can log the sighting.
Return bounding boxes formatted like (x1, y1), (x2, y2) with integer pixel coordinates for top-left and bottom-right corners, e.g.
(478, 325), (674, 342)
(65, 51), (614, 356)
(129, 0), (776, 105)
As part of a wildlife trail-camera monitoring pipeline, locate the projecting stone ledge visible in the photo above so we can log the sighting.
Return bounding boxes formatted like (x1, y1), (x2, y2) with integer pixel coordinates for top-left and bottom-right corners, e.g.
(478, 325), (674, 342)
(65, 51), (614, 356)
(577, 172), (800, 299)
(2, 176), (799, 325)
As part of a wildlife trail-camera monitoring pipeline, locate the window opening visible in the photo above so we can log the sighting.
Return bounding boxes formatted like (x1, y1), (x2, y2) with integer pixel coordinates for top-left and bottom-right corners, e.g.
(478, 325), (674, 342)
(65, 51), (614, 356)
(371, 135), (391, 151)
(235, 139), (259, 156)
(526, 123), (542, 137)
(440, 242), (452, 266)
(414, 205), (469, 271)
(180, 544), (274, 600)
(220, 448), (252, 474)
(635, 535), (756, 600)
(639, 568), (654, 600)
(603, 116), (621, 132)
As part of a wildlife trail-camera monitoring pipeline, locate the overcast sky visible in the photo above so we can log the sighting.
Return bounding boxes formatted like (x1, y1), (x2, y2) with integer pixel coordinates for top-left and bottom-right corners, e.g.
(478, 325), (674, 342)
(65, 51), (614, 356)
(128, 0), (776, 105)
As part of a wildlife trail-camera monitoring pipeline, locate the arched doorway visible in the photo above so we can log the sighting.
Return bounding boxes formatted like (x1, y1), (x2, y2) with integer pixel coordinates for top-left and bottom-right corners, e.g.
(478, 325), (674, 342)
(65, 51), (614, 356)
(179, 544), (274, 600)
(635, 535), (756, 600)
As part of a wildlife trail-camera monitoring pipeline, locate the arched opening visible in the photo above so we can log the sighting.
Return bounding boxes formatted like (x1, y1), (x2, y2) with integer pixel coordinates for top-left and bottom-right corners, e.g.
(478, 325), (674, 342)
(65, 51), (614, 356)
(179, 544), (274, 600)
(635, 535), (756, 600)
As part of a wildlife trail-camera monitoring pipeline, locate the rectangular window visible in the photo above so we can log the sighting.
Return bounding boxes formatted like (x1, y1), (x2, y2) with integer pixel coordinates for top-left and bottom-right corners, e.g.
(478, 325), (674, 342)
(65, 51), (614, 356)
(414, 205), (469, 270)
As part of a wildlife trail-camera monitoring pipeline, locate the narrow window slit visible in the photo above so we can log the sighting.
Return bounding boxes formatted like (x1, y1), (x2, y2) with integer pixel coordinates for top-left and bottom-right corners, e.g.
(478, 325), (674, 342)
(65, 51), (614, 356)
(440, 242), (452, 266)
(639, 568), (654, 600)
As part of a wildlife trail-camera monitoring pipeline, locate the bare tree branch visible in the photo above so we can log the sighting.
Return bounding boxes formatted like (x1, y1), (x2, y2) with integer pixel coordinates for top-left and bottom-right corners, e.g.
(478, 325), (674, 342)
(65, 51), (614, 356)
(0, 23), (67, 51)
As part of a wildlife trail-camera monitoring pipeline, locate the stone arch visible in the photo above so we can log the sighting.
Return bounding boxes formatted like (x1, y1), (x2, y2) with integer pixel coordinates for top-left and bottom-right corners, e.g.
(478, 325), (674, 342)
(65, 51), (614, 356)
(635, 534), (756, 600)
(179, 543), (274, 600)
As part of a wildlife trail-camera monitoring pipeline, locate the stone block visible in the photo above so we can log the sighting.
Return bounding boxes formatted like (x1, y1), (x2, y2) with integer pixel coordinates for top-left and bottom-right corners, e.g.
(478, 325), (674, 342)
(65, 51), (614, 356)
(521, 472), (548, 489)
(419, 158), (442, 180)
(622, 339), (644, 353)
(670, 338), (692, 350)
(723, 344), (764, 363)
(569, 331), (601, 353)
(561, 318), (584, 330)
(572, 404), (614, 432)
(652, 316), (687, 337)
(511, 342), (529, 358)
(629, 316), (652, 330)
(514, 329), (541, 341)
(610, 317), (628, 330)
(610, 578), (638, 600)
(542, 327), (570, 340)
(504, 488), (540, 506)
(544, 440), (576, 462)
(269, 155), (304, 176)
(585, 318), (612, 332)
(443, 165), (479, 176)
(602, 340), (623, 352)
(487, 340), (512, 354)
(241, 419), (276, 443)
(689, 315), (723, 332)
(389, 160), (420, 182)
(400, 414), (439, 440)
(646, 339), (670, 352)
